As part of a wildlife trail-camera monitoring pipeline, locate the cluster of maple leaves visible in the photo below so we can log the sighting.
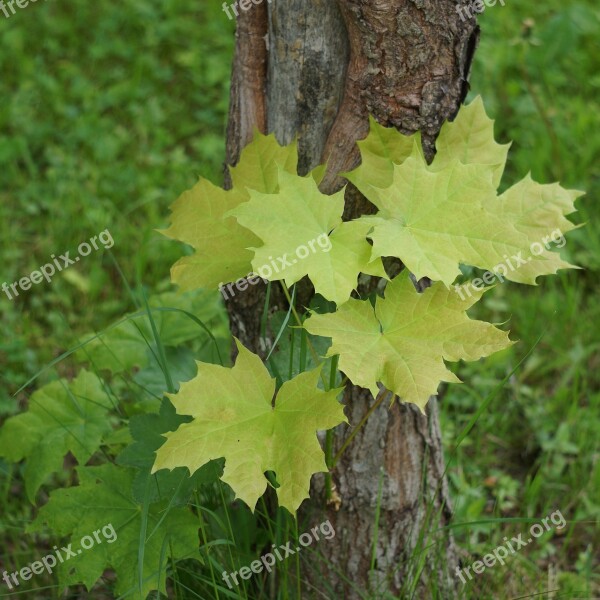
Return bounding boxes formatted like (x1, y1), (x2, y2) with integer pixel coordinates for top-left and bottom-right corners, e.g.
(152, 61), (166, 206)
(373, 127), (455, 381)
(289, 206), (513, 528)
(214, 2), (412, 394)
(156, 97), (580, 512)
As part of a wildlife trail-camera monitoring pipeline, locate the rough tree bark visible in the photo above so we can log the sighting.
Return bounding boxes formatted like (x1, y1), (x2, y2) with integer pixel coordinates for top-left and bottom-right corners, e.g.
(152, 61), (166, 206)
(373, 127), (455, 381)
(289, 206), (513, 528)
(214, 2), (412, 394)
(224, 1), (479, 597)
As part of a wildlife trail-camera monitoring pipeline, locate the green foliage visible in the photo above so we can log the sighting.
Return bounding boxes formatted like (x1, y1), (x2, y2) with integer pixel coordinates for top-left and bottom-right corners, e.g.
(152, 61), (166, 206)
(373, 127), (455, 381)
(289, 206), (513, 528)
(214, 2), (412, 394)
(153, 340), (346, 513)
(0, 290), (235, 598)
(162, 98), (579, 414)
(0, 370), (113, 503)
(266, 307), (341, 386)
(117, 397), (223, 504)
(0, 0), (234, 393)
(78, 289), (230, 375)
(304, 271), (513, 411)
(28, 463), (201, 600)
(0, 92), (588, 597)
(351, 98), (581, 286)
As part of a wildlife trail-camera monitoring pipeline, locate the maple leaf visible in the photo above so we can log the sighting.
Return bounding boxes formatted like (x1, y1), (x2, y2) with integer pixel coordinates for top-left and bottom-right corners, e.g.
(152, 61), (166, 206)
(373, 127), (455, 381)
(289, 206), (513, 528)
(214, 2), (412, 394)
(345, 115), (417, 199)
(229, 130), (299, 193)
(163, 132), (298, 291)
(152, 340), (346, 513)
(433, 95), (511, 187)
(356, 146), (580, 286)
(27, 464), (200, 600)
(117, 398), (223, 504)
(303, 271), (513, 411)
(346, 96), (510, 197)
(230, 168), (386, 305)
(162, 179), (260, 291)
(0, 370), (114, 502)
(354, 151), (524, 286)
(347, 97), (582, 287)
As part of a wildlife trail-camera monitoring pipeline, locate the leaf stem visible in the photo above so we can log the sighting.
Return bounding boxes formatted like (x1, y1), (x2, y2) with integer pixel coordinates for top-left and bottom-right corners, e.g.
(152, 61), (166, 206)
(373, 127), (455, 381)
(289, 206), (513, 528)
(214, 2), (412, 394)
(332, 388), (390, 468)
(278, 281), (329, 388)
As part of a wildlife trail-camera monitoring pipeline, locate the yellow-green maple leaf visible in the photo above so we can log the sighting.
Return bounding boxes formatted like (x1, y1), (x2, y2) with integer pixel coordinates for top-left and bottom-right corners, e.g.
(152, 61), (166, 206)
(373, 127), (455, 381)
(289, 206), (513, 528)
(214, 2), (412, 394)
(229, 130), (299, 193)
(162, 132), (298, 291)
(433, 95), (511, 187)
(229, 168), (386, 305)
(356, 147), (580, 287)
(163, 180), (259, 291)
(346, 96), (510, 197)
(347, 97), (581, 287)
(344, 116), (417, 199)
(152, 340), (346, 513)
(304, 271), (513, 411)
(487, 174), (582, 283)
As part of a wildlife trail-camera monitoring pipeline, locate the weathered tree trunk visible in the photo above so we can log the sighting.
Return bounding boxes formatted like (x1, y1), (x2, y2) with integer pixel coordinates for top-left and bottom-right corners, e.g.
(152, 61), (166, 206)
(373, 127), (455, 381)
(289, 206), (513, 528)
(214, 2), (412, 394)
(224, 1), (479, 597)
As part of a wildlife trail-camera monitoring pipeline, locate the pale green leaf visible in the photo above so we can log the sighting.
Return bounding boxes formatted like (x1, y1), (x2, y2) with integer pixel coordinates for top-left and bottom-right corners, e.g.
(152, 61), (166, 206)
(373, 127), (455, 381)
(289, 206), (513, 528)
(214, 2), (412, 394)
(358, 148), (578, 286)
(229, 130), (299, 193)
(230, 168), (387, 304)
(347, 98), (580, 287)
(304, 271), (513, 411)
(152, 340), (346, 513)
(346, 97), (510, 195)
(496, 174), (580, 237)
(163, 178), (260, 291)
(345, 115), (418, 198)
(433, 95), (511, 187)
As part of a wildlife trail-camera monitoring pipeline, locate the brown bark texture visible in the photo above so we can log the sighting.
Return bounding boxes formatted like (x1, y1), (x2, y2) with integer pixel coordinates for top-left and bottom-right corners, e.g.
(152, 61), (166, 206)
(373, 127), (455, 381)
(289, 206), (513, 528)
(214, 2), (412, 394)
(224, 1), (479, 597)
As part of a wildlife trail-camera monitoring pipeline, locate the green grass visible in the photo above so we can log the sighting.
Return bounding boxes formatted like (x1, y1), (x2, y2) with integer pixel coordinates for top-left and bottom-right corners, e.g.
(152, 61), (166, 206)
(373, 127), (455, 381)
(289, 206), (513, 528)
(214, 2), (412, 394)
(0, 0), (598, 598)
(440, 2), (600, 597)
(0, 0), (234, 396)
